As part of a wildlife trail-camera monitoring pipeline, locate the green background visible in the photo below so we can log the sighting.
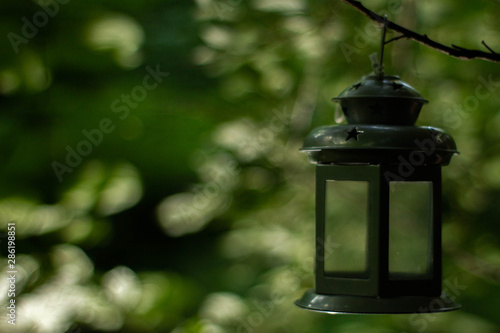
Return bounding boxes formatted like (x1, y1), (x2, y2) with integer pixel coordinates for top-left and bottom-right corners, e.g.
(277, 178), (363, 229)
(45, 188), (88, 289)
(0, 0), (499, 332)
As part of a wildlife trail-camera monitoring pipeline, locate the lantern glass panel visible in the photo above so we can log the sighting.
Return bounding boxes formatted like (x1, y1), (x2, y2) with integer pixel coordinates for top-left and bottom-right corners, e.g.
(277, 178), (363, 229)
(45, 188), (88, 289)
(389, 181), (433, 280)
(324, 180), (368, 277)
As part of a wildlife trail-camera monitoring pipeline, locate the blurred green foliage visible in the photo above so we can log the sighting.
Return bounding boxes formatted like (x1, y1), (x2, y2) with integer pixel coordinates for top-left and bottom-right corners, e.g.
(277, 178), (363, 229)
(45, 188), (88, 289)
(0, 0), (499, 332)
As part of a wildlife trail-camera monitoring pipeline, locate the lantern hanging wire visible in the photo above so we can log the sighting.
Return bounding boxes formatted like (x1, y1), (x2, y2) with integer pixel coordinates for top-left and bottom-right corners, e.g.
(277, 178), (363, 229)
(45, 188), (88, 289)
(371, 14), (387, 79)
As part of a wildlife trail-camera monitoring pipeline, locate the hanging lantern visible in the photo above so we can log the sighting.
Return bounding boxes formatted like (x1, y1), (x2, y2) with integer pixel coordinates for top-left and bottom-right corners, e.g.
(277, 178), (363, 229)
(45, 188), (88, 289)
(295, 21), (460, 314)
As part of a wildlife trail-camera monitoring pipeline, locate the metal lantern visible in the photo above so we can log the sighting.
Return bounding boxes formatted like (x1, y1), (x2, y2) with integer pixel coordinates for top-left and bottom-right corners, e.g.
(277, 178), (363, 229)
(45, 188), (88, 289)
(294, 70), (461, 314)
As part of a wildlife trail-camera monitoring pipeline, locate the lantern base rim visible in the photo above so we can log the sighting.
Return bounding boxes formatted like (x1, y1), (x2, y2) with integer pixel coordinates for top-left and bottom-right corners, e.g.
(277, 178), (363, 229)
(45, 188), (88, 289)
(294, 289), (460, 314)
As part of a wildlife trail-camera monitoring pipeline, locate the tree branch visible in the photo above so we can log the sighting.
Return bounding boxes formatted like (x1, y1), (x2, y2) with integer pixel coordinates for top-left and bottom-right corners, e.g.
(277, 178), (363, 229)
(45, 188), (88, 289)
(482, 40), (497, 54)
(384, 34), (406, 45)
(342, 0), (500, 63)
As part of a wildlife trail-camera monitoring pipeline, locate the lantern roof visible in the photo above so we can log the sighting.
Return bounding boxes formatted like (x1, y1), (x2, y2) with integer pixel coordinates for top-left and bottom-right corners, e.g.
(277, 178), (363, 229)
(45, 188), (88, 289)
(333, 74), (427, 102)
(332, 74), (429, 126)
(300, 72), (458, 165)
(300, 124), (457, 165)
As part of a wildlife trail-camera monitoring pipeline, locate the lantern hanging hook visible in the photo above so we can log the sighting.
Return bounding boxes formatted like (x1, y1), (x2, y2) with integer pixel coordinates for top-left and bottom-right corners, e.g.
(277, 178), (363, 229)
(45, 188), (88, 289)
(379, 15), (387, 73)
(370, 14), (388, 80)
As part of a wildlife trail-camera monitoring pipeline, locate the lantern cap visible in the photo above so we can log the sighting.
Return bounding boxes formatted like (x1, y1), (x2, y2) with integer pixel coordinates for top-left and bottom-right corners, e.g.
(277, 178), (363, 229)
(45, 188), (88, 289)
(333, 74), (427, 102)
(332, 74), (428, 125)
(300, 124), (458, 165)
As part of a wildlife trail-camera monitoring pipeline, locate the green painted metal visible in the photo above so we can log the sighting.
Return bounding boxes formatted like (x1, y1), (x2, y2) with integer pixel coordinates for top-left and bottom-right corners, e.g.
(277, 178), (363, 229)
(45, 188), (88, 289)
(333, 74), (427, 125)
(296, 72), (460, 314)
(301, 125), (457, 165)
(295, 289), (459, 314)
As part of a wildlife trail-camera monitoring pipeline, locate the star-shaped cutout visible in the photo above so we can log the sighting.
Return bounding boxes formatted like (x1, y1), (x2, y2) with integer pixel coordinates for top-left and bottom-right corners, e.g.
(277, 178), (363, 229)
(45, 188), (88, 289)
(431, 129), (445, 143)
(349, 82), (362, 90)
(391, 82), (403, 90)
(345, 126), (364, 141)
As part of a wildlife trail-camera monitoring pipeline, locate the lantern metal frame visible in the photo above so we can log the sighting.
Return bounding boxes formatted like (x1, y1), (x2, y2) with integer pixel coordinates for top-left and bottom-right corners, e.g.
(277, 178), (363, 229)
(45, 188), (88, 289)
(295, 164), (460, 314)
(315, 164), (442, 297)
(295, 72), (460, 314)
